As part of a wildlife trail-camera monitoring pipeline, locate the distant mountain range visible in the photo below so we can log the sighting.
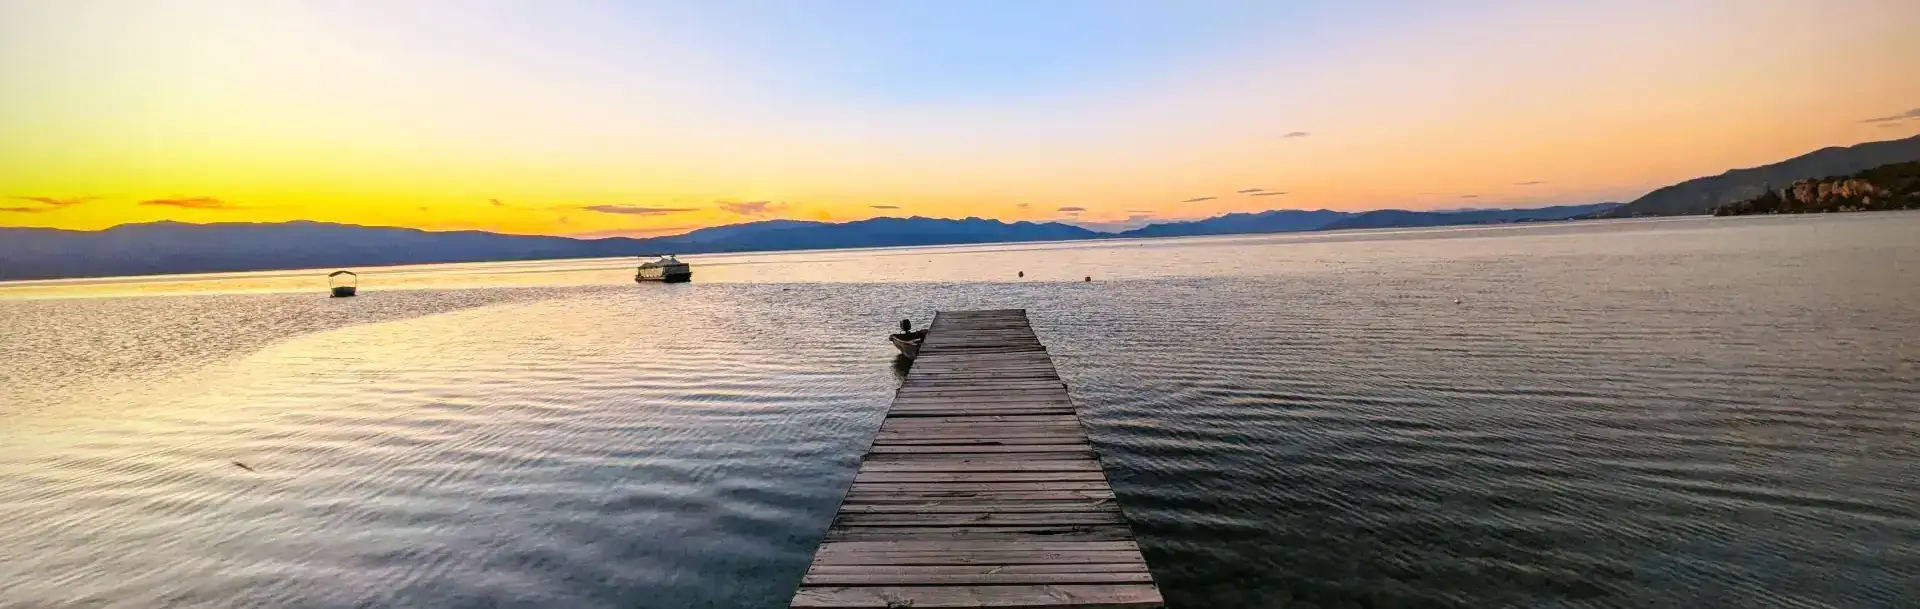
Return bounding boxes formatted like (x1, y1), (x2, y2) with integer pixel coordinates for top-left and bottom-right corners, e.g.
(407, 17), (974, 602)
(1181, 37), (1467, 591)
(1597, 133), (1920, 217)
(1109, 204), (1616, 238)
(0, 218), (1102, 281)
(7, 134), (1919, 281)
(0, 204), (1625, 280)
(1115, 209), (1351, 238)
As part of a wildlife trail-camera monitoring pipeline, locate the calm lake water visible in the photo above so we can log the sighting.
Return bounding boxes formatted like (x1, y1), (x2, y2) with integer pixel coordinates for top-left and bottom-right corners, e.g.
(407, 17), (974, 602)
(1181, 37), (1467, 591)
(3, 214), (1917, 608)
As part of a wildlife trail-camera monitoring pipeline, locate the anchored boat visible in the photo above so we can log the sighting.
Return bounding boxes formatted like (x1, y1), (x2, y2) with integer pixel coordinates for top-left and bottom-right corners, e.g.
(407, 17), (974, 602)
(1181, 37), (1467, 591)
(889, 319), (927, 358)
(328, 270), (358, 297)
(635, 255), (692, 283)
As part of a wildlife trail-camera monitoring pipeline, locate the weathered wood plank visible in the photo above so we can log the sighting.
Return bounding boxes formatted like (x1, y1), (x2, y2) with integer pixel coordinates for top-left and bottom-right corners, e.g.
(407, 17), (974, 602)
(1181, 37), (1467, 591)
(898, 379), (1059, 386)
(807, 551), (1148, 567)
(803, 572), (1154, 586)
(897, 387), (1066, 395)
(895, 393), (1070, 401)
(879, 417), (1079, 424)
(859, 460), (1104, 472)
(906, 366), (1051, 372)
(867, 445), (1096, 455)
(878, 421), (1082, 431)
(883, 405), (1082, 414)
(909, 361), (1053, 366)
(848, 482), (1111, 493)
(879, 427), (1078, 436)
(872, 430), (1084, 438)
(891, 399), (1077, 408)
(893, 391), (1071, 400)
(837, 501), (1119, 514)
(875, 424), (1086, 435)
(823, 525), (1137, 542)
(878, 424), (1079, 434)
(879, 416), (1081, 425)
(862, 451), (1099, 462)
(792, 584), (1161, 608)
(874, 425), (1081, 433)
(807, 563), (1148, 576)
(877, 414), (1078, 424)
(835, 512), (1128, 526)
(815, 540), (1140, 553)
(891, 396), (1073, 404)
(888, 405), (1074, 412)
(911, 353), (1054, 362)
(875, 428), (1083, 439)
(856, 472), (1109, 483)
(905, 376), (1062, 383)
(887, 401), (1073, 408)
(899, 381), (1064, 389)
(904, 374), (1062, 381)
(872, 438), (1091, 446)
(887, 405), (1076, 414)
(843, 490), (1118, 503)
(875, 424), (1090, 434)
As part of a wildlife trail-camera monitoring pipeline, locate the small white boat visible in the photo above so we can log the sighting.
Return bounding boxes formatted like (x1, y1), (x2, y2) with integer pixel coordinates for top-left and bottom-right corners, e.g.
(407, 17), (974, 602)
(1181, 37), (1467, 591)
(635, 255), (692, 283)
(328, 270), (358, 297)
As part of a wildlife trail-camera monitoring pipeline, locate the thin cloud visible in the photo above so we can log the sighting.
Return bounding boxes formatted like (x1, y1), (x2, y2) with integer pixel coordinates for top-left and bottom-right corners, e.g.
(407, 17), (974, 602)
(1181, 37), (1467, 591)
(1860, 108), (1920, 123)
(0, 206), (54, 213)
(870, 205), (900, 209)
(1250, 192), (1288, 196)
(1125, 210), (1155, 214)
(581, 205), (697, 216)
(1235, 189), (1265, 194)
(489, 198), (507, 206)
(569, 225), (699, 239)
(140, 196), (239, 209)
(12, 195), (95, 208)
(1460, 194), (1480, 199)
(1015, 203), (1031, 209)
(718, 200), (787, 216)
(1181, 196), (1216, 203)
(1057, 206), (1087, 213)
(1514, 180), (1547, 186)
(1282, 131), (1311, 138)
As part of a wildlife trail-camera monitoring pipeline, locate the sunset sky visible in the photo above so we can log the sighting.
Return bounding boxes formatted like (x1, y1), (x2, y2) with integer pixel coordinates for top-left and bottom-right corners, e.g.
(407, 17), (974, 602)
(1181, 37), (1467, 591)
(2, 0), (1917, 237)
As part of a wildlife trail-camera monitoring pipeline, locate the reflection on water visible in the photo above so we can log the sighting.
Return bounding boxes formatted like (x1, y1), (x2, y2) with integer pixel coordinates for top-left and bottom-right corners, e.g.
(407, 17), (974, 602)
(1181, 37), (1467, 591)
(2, 214), (1918, 608)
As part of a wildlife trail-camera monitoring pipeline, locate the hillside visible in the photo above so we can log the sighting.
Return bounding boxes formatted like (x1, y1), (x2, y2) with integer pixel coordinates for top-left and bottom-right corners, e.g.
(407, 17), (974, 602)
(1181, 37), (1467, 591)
(1319, 203), (1621, 231)
(1713, 161), (1920, 216)
(1600, 134), (1920, 217)
(685, 217), (1097, 251)
(1116, 209), (1350, 238)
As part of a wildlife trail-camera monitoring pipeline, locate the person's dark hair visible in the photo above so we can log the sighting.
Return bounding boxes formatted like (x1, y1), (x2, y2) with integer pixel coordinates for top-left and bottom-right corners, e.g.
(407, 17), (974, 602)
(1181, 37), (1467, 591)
(900, 319), (912, 332)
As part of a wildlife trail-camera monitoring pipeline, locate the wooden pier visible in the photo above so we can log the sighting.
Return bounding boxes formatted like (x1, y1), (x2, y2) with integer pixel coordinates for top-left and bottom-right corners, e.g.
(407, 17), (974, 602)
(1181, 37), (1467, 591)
(791, 309), (1163, 608)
